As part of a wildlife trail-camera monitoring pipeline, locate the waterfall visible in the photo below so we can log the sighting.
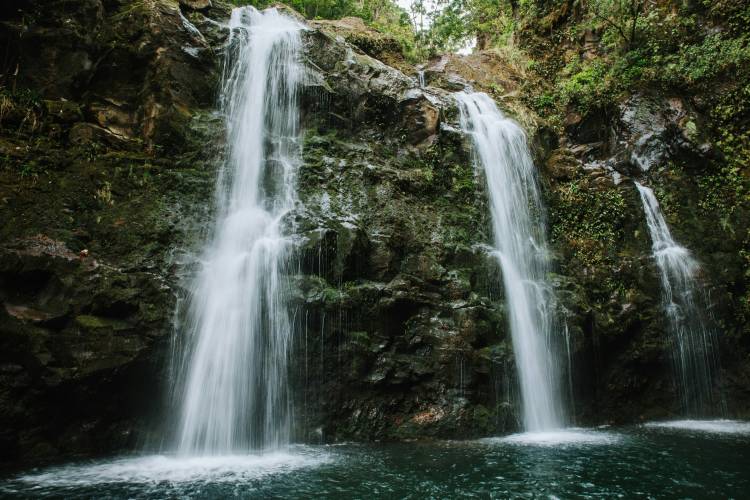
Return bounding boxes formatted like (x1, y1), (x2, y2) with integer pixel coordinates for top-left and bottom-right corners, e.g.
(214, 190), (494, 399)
(456, 92), (566, 431)
(417, 70), (426, 88)
(635, 182), (721, 416)
(173, 7), (303, 455)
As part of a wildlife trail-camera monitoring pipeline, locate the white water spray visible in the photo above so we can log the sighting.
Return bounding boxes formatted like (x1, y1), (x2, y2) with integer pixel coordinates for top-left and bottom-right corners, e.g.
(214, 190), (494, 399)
(173, 7), (304, 455)
(635, 182), (721, 416)
(456, 92), (565, 431)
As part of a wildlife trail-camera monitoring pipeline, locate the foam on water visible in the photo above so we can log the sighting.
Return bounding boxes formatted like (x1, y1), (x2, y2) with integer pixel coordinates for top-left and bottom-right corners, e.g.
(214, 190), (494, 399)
(644, 419), (750, 434)
(11, 450), (331, 487)
(3, 435), (750, 498)
(485, 428), (622, 447)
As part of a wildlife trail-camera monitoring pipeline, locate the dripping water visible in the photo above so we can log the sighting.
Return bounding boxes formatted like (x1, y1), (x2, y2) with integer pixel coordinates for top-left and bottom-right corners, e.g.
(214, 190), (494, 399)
(635, 182), (722, 416)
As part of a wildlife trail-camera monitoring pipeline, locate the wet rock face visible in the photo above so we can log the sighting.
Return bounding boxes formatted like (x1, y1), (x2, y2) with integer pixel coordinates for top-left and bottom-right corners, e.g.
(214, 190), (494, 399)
(0, 0), (104, 99)
(0, 0), (223, 466)
(544, 88), (749, 423)
(289, 30), (514, 439)
(0, 0), (507, 464)
(614, 94), (713, 173)
(300, 27), (452, 138)
(1, 0), (219, 151)
(0, 236), (172, 463)
(564, 94), (714, 176)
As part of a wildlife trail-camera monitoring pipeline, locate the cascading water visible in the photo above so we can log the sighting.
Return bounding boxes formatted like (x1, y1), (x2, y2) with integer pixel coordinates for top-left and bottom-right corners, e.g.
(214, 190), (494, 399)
(635, 182), (721, 416)
(173, 7), (304, 455)
(456, 92), (566, 431)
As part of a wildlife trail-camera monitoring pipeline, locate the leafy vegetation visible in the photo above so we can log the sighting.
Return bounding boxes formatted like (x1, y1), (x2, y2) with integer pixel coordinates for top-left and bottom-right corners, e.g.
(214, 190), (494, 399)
(0, 87), (43, 133)
(549, 179), (628, 267)
(534, 1), (749, 120)
(231, 0), (418, 57)
(419, 0), (514, 54)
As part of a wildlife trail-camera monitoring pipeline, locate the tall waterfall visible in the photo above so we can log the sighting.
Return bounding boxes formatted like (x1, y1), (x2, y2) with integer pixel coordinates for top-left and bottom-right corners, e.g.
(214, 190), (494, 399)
(635, 182), (721, 416)
(173, 7), (303, 455)
(456, 92), (565, 431)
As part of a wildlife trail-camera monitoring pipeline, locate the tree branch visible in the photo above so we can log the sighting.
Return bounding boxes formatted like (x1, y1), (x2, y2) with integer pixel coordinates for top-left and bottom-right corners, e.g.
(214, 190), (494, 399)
(590, 3), (630, 46)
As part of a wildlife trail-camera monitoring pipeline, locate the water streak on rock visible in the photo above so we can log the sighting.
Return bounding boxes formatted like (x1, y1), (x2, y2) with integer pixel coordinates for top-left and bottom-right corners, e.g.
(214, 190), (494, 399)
(636, 182), (722, 416)
(457, 91), (566, 431)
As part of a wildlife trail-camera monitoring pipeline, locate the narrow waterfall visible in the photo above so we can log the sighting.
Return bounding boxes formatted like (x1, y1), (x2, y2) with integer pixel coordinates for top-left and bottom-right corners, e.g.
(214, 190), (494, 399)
(456, 92), (565, 431)
(173, 7), (303, 455)
(635, 182), (721, 416)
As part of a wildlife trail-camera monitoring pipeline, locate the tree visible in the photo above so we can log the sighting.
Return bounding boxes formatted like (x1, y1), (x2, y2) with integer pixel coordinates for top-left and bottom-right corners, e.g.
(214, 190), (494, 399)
(424, 0), (514, 53)
(586, 0), (653, 50)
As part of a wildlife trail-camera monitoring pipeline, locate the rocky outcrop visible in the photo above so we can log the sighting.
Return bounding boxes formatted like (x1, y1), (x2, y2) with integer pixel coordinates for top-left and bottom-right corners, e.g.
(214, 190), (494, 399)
(0, 0), (497, 464)
(562, 94), (715, 175)
(310, 17), (410, 73)
(0, 0), (221, 465)
(1, 0), (221, 151)
(0, 236), (170, 461)
(287, 17), (513, 442)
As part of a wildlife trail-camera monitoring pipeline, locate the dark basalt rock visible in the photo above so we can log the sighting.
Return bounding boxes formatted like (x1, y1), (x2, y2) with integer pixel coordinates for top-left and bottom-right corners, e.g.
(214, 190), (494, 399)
(1, 0), (218, 152)
(180, 0), (212, 10)
(565, 94), (716, 176)
(613, 94), (714, 174)
(0, 236), (172, 463)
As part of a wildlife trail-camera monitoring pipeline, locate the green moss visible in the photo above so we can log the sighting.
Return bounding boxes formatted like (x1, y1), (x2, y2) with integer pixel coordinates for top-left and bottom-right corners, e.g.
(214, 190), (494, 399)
(75, 315), (129, 331)
(449, 161), (475, 196)
(697, 165), (746, 218)
(347, 330), (371, 345)
(549, 179), (628, 267)
(558, 60), (613, 114)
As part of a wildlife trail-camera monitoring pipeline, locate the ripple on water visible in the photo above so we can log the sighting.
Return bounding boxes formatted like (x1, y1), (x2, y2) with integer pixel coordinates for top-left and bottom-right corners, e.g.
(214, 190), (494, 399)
(10, 448), (332, 488)
(482, 428), (623, 447)
(644, 419), (750, 435)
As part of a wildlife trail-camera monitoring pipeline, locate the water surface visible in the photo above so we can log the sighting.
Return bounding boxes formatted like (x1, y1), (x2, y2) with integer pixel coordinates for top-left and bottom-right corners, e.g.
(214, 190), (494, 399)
(3, 425), (749, 498)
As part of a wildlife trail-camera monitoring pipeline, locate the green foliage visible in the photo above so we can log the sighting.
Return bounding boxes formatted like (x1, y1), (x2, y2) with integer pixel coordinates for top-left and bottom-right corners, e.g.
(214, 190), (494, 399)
(549, 180), (628, 266)
(557, 60), (612, 113)
(17, 160), (47, 180)
(422, 0), (515, 54)
(0, 86), (43, 132)
(519, 0), (750, 140)
(450, 161), (475, 196)
(655, 34), (750, 88)
(697, 165), (747, 217)
(419, 0), (469, 54)
(586, 0), (646, 51)
(532, 92), (555, 112)
(0, 87), (41, 108)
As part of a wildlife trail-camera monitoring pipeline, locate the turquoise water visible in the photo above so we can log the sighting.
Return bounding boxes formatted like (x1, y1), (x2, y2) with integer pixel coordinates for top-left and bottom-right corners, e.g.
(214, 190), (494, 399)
(2, 423), (749, 498)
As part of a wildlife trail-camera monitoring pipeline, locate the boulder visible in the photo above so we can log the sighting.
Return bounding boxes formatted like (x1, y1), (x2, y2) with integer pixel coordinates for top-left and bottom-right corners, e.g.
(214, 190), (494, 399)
(614, 94), (713, 173)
